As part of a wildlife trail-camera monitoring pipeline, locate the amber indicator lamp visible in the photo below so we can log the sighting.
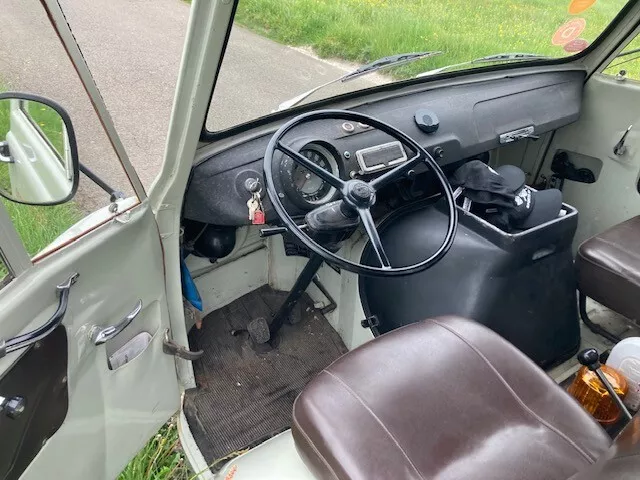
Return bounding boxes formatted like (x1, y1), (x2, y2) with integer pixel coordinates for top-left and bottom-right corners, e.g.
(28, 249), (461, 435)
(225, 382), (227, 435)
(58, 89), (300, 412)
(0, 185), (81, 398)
(568, 348), (632, 425)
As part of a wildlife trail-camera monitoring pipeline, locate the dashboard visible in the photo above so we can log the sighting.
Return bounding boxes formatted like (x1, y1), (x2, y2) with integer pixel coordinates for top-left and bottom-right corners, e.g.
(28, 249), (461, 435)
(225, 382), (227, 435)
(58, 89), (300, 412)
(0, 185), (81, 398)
(184, 70), (584, 226)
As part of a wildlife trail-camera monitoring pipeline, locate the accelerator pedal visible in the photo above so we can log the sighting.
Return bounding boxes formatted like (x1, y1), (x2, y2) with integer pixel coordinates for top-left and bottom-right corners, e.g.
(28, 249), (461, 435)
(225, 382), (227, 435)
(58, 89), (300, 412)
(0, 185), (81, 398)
(247, 317), (270, 344)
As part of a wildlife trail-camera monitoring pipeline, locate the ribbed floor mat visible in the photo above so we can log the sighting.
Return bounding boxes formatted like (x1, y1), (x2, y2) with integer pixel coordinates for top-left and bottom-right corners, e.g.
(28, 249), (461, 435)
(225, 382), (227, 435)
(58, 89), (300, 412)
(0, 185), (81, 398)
(183, 285), (347, 465)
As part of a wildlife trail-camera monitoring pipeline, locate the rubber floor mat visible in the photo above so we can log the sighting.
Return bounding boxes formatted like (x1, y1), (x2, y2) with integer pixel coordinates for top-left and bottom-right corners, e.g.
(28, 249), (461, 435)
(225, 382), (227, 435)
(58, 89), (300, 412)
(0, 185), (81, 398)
(183, 285), (348, 465)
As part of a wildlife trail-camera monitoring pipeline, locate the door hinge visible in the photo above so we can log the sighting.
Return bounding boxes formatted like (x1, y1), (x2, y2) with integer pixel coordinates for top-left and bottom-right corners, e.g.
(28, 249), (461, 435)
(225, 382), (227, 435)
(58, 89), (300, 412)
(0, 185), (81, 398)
(162, 330), (203, 361)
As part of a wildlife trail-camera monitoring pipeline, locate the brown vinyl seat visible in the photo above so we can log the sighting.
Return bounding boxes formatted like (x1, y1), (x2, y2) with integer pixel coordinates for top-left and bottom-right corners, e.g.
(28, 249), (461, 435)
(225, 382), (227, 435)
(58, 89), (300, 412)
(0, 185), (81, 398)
(576, 216), (640, 323)
(292, 316), (612, 480)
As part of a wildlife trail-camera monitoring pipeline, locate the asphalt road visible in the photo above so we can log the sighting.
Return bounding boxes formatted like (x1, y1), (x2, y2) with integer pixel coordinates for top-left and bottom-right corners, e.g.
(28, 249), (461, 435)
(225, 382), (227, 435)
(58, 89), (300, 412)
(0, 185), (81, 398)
(1, 0), (379, 211)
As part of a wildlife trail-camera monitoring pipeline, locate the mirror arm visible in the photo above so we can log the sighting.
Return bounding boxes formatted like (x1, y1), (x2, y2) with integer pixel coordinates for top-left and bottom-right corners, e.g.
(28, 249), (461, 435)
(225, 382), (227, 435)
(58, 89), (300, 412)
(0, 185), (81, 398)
(78, 163), (124, 201)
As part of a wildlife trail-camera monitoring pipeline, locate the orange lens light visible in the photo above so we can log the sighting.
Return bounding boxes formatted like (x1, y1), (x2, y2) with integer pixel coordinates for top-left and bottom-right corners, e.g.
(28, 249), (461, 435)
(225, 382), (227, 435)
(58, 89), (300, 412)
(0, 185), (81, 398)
(568, 365), (628, 425)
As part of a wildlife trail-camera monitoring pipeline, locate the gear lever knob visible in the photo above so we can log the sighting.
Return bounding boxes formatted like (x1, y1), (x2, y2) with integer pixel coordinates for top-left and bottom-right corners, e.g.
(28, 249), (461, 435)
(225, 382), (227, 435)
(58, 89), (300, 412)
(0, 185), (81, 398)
(577, 348), (601, 370)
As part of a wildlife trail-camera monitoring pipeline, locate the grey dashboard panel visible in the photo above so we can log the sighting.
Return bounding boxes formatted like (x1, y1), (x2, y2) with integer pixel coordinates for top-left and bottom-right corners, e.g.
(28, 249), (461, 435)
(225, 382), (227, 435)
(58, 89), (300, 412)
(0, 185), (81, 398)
(185, 70), (585, 226)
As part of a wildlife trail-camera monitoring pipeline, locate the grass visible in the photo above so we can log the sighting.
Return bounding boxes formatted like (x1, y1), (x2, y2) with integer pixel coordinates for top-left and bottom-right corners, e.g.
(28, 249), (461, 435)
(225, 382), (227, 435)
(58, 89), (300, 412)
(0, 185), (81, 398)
(235, 0), (633, 79)
(117, 420), (191, 480)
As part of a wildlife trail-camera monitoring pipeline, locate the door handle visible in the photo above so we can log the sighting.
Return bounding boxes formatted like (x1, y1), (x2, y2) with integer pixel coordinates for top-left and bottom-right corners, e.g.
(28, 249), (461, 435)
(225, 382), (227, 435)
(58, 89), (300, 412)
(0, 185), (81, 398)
(90, 300), (142, 345)
(0, 273), (78, 358)
(614, 125), (633, 156)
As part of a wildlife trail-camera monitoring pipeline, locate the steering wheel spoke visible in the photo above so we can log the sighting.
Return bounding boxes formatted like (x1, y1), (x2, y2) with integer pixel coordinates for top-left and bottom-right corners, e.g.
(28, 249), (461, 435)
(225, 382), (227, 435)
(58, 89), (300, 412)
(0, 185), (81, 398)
(358, 208), (391, 269)
(277, 141), (345, 190)
(370, 152), (424, 191)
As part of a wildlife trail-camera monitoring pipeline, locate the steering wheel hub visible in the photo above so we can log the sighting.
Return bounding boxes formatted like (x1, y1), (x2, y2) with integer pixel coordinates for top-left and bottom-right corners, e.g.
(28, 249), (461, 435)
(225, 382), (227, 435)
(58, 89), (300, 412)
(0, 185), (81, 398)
(344, 180), (376, 208)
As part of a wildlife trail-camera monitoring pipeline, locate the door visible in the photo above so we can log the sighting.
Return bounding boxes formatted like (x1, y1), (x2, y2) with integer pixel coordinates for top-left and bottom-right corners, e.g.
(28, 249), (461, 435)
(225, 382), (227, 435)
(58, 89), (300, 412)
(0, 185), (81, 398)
(535, 21), (640, 247)
(0, 3), (181, 480)
(0, 200), (180, 480)
(540, 72), (640, 246)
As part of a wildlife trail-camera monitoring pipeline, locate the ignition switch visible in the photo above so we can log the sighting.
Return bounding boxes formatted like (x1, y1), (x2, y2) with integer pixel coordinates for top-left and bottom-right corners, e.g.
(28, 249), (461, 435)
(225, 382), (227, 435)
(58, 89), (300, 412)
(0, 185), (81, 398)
(244, 177), (262, 193)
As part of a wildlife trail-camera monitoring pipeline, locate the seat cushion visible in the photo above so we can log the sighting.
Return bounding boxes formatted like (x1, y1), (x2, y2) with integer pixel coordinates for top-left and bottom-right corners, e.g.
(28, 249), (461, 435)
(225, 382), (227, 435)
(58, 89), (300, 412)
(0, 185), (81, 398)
(576, 216), (640, 321)
(292, 316), (610, 480)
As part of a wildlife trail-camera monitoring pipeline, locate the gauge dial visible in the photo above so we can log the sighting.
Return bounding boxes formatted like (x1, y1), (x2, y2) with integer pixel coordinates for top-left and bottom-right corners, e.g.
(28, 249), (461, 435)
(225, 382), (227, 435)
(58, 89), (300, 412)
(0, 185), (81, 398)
(289, 144), (339, 206)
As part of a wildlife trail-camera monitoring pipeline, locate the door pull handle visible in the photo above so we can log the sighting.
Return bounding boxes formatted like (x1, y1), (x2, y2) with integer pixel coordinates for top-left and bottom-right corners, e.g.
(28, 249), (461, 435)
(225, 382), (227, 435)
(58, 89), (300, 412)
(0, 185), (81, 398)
(90, 300), (142, 345)
(0, 273), (78, 359)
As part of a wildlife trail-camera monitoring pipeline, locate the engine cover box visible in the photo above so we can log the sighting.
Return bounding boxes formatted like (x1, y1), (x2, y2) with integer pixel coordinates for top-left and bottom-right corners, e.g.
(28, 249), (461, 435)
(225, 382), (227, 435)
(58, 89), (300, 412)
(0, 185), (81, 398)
(360, 198), (580, 369)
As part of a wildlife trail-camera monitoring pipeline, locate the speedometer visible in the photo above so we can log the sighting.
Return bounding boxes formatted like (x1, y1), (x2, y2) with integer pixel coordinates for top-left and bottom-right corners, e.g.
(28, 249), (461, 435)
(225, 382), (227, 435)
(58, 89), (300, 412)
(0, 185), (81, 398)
(283, 143), (340, 209)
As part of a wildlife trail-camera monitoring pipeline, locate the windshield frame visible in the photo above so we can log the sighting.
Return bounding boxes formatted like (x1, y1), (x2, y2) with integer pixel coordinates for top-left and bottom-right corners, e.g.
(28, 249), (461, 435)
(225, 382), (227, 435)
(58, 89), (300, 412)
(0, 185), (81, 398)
(201, 0), (637, 142)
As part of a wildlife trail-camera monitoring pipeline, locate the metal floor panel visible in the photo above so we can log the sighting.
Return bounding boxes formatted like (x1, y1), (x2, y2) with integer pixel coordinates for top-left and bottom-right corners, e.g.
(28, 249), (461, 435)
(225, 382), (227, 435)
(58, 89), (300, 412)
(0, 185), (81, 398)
(183, 285), (347, 467)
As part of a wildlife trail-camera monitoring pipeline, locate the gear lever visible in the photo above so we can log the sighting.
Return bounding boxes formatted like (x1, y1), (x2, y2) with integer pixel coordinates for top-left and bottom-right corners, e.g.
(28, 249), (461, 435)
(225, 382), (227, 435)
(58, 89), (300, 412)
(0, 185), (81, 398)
(577, 348), (633, 421)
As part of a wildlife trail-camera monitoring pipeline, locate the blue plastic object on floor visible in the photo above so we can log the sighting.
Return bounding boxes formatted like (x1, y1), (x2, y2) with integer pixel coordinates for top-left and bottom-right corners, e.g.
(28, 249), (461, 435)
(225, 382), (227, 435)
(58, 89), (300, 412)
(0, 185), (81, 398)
(181, 254), (202, 311)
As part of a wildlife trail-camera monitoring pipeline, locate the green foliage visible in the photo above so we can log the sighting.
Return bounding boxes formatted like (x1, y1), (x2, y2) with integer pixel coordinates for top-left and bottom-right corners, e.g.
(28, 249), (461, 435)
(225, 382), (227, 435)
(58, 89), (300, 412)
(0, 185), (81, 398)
(118, 421), (191, 480)
(2, 200), (81, 256)
(235, 0), (632, 79)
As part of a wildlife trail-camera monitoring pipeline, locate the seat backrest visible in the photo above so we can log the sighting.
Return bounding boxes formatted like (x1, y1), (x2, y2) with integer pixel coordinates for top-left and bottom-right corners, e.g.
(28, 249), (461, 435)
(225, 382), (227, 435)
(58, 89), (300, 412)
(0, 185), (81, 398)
(571, 415), (640, 479)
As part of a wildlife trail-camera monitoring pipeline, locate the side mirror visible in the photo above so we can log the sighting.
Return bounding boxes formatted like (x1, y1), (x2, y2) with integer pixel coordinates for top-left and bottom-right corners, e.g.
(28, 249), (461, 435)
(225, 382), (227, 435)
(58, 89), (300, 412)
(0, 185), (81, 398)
(0, 92), (79, 206)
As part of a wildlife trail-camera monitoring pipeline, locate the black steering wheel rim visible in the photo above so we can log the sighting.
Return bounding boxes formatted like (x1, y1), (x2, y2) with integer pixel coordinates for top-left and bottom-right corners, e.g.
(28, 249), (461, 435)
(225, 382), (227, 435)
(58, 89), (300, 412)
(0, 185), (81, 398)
(263, 109), (458, 277)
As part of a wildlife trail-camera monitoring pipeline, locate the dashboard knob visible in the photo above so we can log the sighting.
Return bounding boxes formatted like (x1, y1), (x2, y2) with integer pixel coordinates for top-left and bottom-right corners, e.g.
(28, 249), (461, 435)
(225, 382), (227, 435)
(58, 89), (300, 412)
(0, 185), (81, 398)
(414, 109), (439, 134)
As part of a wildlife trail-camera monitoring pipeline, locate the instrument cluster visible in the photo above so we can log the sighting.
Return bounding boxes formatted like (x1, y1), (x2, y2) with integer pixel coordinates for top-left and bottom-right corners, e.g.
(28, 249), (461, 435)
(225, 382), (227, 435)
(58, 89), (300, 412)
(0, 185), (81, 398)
(278, 139), (410, 210)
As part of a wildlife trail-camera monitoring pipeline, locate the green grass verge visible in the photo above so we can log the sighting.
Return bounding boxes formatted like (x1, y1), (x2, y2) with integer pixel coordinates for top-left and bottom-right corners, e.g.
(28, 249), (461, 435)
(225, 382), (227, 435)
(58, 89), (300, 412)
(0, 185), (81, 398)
(117, 420), (190, 480)
(2, 200), (82, 257)
(235, 0), (633, 78)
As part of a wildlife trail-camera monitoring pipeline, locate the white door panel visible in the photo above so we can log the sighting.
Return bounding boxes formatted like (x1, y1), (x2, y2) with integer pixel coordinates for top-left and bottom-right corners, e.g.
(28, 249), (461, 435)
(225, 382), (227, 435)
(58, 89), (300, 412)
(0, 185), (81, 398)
(541, 74), (640, 245)
(0, 201), (179, 480)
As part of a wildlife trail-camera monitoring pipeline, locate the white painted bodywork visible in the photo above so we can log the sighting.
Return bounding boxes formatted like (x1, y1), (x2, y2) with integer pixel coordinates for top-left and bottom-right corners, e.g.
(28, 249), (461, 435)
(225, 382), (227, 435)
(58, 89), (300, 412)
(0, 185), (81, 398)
(0, 202), (180, 480)
(540, 73), (640, 247)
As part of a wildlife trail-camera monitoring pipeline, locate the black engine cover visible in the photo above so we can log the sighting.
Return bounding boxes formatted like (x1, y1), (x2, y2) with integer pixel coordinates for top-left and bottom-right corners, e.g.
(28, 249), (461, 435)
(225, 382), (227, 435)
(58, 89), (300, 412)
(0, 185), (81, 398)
(360, 199), (580, 369)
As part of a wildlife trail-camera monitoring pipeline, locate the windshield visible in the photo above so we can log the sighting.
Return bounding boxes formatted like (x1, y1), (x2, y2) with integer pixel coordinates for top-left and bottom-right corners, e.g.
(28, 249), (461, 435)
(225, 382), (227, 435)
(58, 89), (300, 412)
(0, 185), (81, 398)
(207, 0), (631, 133)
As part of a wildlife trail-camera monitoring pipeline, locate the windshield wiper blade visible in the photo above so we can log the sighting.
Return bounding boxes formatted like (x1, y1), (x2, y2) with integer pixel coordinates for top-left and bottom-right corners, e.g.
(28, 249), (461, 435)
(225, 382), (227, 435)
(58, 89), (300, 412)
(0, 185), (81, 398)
(416, 52), (551, 78)
(277, 50), (443, 111)
(343, 51), (443, 81)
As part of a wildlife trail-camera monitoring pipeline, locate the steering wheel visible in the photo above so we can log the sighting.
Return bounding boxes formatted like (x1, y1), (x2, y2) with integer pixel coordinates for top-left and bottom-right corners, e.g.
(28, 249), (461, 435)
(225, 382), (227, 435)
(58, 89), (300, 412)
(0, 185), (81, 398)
(263, 109), (458, 277)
